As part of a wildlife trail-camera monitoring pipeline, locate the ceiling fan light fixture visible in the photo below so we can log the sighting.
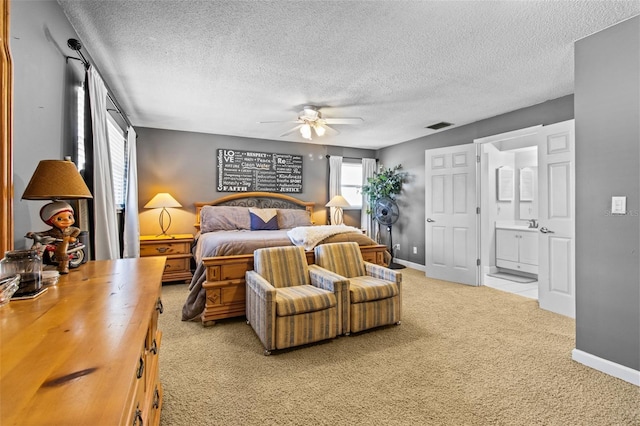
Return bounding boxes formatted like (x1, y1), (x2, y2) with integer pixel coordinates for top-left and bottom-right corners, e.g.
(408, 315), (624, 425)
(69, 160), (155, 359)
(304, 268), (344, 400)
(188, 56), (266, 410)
(302, 106), (320, 120)
(300, 123), (312, 140)
(314, 124), (326, 137)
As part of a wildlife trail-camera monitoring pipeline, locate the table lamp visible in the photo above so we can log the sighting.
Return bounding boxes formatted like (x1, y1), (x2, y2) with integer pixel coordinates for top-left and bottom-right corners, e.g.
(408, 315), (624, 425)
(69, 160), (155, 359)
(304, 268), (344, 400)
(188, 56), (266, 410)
(325, 195), (350, 225)
(22, 158), (93, 274)
(144, 192), (182, 236)
(22, 159), (93, 201)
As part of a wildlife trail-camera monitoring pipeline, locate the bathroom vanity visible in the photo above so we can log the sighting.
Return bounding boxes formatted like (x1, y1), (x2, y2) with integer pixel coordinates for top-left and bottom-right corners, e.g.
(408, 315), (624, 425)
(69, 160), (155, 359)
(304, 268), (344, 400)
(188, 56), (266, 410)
(495, 225), (539, 274)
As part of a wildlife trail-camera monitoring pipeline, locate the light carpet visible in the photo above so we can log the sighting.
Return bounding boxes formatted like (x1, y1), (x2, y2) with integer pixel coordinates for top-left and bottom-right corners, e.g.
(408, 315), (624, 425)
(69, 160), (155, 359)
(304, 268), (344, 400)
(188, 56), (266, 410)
(158, 268), (638, 425)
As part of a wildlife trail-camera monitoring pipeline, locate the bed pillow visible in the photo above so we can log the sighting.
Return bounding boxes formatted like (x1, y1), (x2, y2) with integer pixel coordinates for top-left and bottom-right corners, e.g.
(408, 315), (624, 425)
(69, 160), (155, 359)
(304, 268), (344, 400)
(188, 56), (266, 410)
(200, 206), (250, 233)
(277, 208), (313, 229)
(249, 208), (279, 230)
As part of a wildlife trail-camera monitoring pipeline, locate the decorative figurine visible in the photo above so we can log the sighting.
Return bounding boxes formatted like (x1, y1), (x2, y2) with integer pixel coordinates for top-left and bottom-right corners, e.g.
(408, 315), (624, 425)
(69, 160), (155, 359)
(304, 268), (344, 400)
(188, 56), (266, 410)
(27, 201), (84, 274)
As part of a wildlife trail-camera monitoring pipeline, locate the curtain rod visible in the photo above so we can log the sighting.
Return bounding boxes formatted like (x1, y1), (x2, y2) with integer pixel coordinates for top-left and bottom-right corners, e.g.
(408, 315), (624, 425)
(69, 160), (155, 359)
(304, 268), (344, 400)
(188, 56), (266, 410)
(325, 155), (379, 161)
(65, 38), (133, 129)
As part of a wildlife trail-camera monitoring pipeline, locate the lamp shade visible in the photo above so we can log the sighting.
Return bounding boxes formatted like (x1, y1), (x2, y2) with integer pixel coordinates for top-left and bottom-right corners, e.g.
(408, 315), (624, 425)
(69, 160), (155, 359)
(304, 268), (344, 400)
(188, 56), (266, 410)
(144, 193), (182, 209)
(22, 159), (92, 200)
(325, 195), (351, 208)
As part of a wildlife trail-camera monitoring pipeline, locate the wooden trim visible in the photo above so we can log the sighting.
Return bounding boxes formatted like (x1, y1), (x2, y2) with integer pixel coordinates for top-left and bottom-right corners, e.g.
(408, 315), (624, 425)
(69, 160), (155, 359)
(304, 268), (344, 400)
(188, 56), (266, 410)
(194, 191), (315, 229)
(0, 0), (13, 254)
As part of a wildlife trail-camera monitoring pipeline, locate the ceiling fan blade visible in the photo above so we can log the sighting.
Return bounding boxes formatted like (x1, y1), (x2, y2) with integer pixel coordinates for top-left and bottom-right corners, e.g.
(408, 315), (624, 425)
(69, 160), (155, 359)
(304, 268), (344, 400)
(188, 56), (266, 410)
(321, 124), (340, 136)
(280, 124), (303, 137)
(258, 120), (300, 124)
(323, 117), (364, 125)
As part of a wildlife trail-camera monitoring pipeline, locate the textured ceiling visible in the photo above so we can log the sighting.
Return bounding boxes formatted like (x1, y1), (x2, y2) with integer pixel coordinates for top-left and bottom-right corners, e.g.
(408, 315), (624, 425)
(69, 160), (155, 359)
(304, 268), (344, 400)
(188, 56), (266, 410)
(57, 1), (640, 149)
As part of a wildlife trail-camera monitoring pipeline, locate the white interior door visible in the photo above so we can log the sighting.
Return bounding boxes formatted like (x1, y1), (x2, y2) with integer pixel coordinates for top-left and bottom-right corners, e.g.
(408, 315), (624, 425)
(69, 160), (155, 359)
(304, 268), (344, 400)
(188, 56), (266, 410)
(425, 144), (478, 285)
(538, 120), (575, 318)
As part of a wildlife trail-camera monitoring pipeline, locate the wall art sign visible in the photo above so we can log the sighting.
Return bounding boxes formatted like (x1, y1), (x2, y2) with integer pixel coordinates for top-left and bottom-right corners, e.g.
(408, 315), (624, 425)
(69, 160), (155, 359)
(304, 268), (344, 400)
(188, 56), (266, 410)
(217, 149), (303, 193)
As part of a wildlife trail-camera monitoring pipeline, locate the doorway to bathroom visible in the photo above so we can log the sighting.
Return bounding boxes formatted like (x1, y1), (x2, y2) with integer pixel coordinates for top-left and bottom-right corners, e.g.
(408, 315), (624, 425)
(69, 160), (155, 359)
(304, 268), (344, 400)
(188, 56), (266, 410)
(424, 120), (575, 318)
(475, 121), (576, 317)
(476, 126), (541, 300)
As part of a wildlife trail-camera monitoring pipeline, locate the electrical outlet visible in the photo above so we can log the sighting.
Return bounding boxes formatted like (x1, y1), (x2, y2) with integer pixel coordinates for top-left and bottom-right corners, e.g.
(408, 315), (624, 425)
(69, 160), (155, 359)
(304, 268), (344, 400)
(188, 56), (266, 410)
(394, 244), (400, 251)
(413, 246), (417, 254)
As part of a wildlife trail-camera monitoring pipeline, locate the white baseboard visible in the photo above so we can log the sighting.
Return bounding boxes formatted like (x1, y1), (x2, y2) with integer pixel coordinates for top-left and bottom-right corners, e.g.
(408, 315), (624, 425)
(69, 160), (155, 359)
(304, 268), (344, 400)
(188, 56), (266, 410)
(572, 349), (640, 386)
(394, 258), (425, 272)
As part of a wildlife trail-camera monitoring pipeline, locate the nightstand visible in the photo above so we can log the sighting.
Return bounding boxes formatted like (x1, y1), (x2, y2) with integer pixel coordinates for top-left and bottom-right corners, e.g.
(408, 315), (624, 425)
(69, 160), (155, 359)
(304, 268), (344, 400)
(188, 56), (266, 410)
(140, 234), (194, 283)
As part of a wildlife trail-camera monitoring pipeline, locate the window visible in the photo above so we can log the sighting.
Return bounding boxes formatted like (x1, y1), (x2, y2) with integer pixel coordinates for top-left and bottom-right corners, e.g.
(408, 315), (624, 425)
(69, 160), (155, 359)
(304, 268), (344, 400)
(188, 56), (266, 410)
(341, 162), (363, 208)
(106, 114), (127, 210)
(75, 86), (128, 210)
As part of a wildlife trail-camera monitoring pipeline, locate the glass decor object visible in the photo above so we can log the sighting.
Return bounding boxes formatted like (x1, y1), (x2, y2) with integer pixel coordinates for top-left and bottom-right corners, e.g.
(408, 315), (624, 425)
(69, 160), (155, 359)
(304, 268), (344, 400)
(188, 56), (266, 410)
(0, 249), (42, 297)
(0, 274), (20, 306)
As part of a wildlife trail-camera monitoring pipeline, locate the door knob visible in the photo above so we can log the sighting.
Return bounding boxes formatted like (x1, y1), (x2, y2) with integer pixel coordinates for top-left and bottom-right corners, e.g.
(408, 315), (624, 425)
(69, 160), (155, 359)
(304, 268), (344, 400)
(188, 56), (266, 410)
(539, 227), (554, 234)
(426, 218), (435, 223)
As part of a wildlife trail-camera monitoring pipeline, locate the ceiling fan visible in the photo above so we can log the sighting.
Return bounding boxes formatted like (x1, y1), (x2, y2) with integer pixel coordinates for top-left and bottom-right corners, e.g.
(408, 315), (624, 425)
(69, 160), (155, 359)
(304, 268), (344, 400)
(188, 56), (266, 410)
(260, 106), (363, 140)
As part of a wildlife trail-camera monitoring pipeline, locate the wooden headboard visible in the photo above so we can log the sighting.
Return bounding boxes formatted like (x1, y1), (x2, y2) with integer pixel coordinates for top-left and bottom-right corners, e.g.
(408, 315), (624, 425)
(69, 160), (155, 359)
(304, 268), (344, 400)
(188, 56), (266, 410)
(194, 192), (315, 230)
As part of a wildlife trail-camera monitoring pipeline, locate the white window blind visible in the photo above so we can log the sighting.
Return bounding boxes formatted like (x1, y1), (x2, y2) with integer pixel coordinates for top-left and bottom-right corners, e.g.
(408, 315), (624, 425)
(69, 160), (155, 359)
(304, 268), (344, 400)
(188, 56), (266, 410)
(107, 114), (127, 210)
(341, 162), (363, 208)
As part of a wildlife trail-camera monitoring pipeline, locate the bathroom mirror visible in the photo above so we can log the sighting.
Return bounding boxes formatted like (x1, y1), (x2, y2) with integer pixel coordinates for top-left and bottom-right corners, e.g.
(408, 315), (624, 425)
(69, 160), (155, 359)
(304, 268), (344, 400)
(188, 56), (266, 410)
(497, 167), (514, 201)
(520, 167), (535, 201)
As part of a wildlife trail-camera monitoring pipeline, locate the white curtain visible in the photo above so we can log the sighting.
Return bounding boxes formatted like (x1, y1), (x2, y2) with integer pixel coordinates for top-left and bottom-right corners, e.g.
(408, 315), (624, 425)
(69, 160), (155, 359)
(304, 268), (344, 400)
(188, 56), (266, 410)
(361, 158), (377, 239)
(328, 156), (342, 225)
(88, 66), (120, 260)
(122, 126), (140, 258)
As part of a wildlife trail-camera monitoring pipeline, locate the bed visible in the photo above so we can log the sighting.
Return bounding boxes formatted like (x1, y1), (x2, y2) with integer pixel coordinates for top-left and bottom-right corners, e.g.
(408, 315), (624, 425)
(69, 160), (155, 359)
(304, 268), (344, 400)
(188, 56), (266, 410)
(181, 192), (388, 325)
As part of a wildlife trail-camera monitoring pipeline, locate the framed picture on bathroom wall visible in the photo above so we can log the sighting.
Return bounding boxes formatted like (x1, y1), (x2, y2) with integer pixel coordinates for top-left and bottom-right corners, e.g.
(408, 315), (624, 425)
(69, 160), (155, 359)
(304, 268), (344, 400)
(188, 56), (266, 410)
(497, 167), (514, 201)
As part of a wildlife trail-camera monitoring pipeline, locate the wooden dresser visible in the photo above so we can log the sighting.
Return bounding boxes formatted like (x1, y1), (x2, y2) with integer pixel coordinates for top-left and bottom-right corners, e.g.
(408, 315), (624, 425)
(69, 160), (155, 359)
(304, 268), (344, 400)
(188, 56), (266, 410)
(0, 257), (165, 426)
(140, 234), (193, 283)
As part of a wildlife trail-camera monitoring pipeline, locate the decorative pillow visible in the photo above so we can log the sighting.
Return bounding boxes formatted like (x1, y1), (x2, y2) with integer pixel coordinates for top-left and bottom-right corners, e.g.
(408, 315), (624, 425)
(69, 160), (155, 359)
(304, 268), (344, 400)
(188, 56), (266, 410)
(277, 209), (313, 229)
(200, 206), (250, 233)
(249, 208), (279, 230)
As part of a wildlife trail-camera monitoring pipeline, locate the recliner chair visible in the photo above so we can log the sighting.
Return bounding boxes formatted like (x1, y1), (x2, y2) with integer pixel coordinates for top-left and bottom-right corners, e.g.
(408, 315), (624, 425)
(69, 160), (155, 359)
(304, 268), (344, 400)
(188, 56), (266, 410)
(314, 242), (402, 334)
(245, 245), (348, 355)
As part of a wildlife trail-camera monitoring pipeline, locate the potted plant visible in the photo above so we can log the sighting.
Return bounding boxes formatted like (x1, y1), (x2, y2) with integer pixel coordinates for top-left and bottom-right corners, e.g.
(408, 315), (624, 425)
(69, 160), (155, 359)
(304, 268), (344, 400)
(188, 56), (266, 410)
(361, 164), (407, 213)
(361, 164), (408, 241)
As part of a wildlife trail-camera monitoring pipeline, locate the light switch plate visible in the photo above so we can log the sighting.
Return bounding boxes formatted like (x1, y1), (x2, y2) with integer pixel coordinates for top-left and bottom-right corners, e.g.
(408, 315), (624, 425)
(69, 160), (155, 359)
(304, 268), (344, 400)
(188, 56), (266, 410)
(611, 196), (626, 215)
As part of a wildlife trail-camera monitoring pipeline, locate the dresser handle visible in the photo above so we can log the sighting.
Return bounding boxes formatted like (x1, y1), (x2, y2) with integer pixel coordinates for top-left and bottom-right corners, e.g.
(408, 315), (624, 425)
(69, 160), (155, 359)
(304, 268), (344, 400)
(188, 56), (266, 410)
(150, 338), (158, 355)
(153, 387), (161, 409)
(155, 247), (169, 253)
(136, 356), (145, 379)
(156, 298), (164, 314)
(132, 405), (143, 426)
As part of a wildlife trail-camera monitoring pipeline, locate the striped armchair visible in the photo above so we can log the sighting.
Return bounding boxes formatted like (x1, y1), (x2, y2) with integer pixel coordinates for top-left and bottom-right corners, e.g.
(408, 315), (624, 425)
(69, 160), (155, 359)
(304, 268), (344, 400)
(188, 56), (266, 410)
(245, 246), (348, 355)
(314, 242), (402, 334)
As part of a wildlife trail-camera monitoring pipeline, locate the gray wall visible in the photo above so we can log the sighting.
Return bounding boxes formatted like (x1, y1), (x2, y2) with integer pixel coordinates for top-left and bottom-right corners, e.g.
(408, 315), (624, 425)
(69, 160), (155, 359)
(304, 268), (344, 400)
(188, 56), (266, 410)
(135, 127), (375, 235)
(574, 16), (639, 371)
(10, 0), (85, 249)
(376, 95), (574, 265)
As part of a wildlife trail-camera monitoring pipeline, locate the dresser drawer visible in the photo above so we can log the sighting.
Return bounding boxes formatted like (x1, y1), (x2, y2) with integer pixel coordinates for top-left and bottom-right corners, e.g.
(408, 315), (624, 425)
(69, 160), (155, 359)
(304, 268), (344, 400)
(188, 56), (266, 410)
(140, 241), (190, 257)
(164, 256), (189, 274)
(124, 341), (147, 426)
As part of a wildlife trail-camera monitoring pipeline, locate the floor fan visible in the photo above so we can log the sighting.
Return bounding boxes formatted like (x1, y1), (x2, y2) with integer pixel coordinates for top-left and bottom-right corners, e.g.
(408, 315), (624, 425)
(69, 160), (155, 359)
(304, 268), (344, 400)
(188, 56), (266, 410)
(374, 197), (405, 270)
